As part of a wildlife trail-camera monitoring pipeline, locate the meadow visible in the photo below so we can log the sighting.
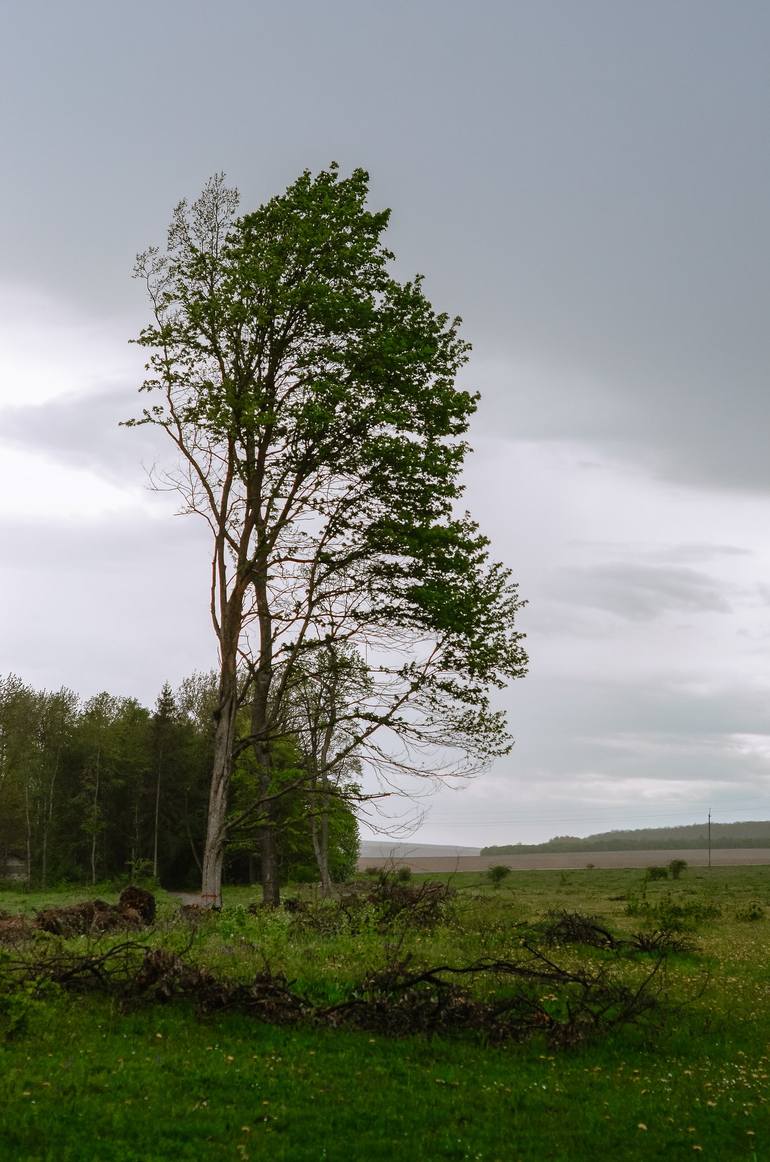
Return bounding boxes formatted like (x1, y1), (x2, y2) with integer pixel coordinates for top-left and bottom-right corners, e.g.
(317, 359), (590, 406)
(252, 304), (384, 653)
(1, 865), (769, 1160)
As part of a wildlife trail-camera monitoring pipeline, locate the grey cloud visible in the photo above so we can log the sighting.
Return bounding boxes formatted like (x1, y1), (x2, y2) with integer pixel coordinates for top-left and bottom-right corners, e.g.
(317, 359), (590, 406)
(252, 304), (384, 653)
(0, 509), (207, 571)
(0, 511), (214, 701)
(509, 675), (770, 751)
(0, 388), (163, 483)
(549, 561), (732, 621)
(0, 1), (767, 491)
(502, 674), (770, 791)
(428, 674), (770, 843)
(569, 542), (752, 563)
(2, 0), (769, 847)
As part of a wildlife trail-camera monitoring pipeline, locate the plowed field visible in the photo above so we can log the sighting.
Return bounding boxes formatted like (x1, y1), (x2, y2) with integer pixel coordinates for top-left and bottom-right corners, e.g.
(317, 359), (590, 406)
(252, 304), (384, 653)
(358, 847), (770, 872)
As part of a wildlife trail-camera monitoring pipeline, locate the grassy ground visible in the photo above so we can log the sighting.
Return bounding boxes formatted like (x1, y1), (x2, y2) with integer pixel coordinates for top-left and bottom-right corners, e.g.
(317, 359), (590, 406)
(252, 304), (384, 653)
(1, 867), (769, 1160)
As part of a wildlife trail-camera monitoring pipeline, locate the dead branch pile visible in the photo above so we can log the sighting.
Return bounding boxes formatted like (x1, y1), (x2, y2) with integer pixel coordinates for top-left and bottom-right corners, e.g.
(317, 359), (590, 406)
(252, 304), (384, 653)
(323, 944), (668, 1046)
(537, 910), (619, 949)
(0, 887), (156, 943)
(131, 949), (309, 1023)
(627, 928), (696, 955)
(36, 886), (155, 936)
(531, 909), (698, 957)
(0, 929), (674, 1047)
(366, 875), (455, 928)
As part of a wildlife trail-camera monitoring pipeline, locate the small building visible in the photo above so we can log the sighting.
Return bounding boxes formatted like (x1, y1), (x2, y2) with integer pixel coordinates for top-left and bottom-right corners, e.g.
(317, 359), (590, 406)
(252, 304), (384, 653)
(2, 855), (26, 881)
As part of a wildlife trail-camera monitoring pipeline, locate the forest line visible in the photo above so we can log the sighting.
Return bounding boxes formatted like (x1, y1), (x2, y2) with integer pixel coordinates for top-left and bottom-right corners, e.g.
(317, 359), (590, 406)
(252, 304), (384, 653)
(0, 671), (358, 891)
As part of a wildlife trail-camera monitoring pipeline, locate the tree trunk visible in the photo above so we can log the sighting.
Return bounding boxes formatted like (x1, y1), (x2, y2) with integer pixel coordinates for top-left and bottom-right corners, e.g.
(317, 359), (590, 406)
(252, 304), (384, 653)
(152, 742), (162, 880)
(320, 803), (330, 893)
(90, 747), (100, 887)
(184, 791), (202, 874)
(253, 733), (279, 906)
(249, 602), (278, 905)
(41, 748), (59, 891)
(200, 603), (244, 907)
(41, 822), (48, 891)
(259, 807), (280, 907)
(24, 781), (32, 886)
(311, 793), (333, 897)
(200, 694), (238, 907)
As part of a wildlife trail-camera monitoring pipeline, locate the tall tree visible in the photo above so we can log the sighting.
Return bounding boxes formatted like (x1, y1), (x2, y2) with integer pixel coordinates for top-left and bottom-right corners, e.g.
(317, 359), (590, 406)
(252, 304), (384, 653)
(35, 687), (79, 888)
(0, 675), (38, 879)
(130, 164), (527, 905)
(149, 683), (176, 880)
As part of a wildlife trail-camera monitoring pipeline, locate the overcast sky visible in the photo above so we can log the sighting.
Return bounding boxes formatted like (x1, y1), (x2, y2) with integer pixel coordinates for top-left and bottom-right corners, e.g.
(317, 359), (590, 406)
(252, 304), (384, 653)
(1, 0), (769, 845)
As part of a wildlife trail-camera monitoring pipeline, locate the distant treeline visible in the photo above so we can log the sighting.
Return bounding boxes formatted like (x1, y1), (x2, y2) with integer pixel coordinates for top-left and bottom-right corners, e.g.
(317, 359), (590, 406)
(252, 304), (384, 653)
(0, 673), (358, 889)
(481, 821), (770, 855)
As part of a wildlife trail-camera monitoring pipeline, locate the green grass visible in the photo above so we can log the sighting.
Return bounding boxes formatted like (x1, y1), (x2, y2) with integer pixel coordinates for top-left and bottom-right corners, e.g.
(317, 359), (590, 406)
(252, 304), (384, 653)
(1, 868), (770, 1159)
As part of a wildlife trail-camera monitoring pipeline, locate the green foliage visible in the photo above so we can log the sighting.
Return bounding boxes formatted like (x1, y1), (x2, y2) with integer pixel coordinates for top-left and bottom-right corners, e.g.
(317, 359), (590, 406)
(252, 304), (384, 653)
(644, 866), (668, 882)
(0, 977), (60, 1042)
(487, 864), (512, 888)
(625, 890), (722, 929)
(735, 900), (765, 922)
(668, 858), (688, 880)
(227, 731), (360, 886)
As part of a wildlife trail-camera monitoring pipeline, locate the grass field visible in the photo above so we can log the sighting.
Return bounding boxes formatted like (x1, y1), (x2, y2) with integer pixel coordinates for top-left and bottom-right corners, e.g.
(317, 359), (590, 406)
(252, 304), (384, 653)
(1, 866), (769, 1160)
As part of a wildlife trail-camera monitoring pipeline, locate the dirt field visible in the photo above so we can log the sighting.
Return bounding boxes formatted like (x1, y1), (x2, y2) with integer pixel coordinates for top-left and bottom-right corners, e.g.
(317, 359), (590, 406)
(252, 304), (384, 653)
(357, 848), (770, 873)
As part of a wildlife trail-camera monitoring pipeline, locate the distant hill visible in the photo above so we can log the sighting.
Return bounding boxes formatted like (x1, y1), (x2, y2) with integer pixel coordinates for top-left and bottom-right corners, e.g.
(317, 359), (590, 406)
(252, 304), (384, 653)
(481, 820), (770, 855)
(360, 841), (481, 859)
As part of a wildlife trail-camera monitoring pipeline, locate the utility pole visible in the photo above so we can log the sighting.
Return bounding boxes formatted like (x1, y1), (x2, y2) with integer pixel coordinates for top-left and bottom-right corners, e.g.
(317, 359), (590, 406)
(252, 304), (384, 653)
(708, 809), (711, 870)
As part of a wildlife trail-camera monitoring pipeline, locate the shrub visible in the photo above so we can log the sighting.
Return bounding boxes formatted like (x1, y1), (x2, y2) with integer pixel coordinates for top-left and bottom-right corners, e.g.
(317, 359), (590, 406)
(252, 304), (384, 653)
(289, 872), (455, 934)
(395, 866), (413, 883)
(487, 865), (512, 889)
(625, 891), (721, 929)
(645, 866), (668, 882)
(668, 859), (688, 881)
(736, 901), (765, 922)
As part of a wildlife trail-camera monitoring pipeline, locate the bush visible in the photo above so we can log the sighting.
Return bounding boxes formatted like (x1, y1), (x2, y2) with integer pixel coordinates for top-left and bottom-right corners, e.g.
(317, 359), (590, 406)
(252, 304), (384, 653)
(487, 865), (512, 889)
(625, 891), (721, 929)
(668, 859), (688, 881)
(645, 866), (668, 882)
(285, 872), (455, 935)
(736, 901), (765, 922)
(395, 866), (413, 883)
